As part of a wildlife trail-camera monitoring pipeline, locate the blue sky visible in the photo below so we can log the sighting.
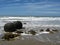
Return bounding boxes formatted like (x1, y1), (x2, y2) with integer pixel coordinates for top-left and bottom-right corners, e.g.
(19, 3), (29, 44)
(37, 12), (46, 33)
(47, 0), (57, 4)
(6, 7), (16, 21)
(0, 0), (60, 16)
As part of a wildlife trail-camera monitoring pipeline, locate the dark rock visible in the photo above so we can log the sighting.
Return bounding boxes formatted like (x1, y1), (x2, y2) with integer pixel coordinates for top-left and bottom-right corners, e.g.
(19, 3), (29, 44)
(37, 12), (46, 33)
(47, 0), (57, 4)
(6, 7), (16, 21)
(24, 23), (26, 24)
(4, 21), (23, 32)
(4, 23), (16, 32)
(13, 21), (22, 29)
(52, 29), (58, 32)
(40, 29), (44, 32)
(46, 28), (50, 32)
(16, 30), (23, 34)
(28, 30), (36, 35)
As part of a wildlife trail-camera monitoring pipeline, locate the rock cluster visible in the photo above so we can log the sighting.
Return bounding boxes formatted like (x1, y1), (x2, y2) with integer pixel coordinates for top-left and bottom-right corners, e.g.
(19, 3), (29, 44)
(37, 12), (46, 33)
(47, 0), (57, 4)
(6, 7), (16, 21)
(4, 21), (22, 32)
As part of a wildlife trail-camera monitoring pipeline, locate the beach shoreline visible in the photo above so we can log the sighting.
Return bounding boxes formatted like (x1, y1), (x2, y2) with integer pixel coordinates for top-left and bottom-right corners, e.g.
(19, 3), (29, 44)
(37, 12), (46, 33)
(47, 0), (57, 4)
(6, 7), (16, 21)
(0, 36), (60, 45)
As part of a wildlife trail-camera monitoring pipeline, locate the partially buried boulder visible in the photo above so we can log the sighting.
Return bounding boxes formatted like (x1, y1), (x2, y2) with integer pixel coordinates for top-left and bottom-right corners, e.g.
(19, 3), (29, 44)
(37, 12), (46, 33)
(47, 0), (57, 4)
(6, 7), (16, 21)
(4, 23), (16, 32)
(13, 21), (22, 29)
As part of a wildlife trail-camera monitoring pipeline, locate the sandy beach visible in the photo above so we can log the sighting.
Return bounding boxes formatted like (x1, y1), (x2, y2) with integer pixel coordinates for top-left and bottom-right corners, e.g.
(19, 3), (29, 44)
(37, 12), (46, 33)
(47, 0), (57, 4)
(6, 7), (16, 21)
(0, 35), (60, 45)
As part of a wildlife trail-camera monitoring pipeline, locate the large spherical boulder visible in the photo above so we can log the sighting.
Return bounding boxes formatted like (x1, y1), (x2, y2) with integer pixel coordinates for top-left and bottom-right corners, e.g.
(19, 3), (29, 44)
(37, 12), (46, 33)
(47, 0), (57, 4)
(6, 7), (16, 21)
(13, 21), (22, 29)
(4, 21), (23, 32)
(4, 23), (16, 32)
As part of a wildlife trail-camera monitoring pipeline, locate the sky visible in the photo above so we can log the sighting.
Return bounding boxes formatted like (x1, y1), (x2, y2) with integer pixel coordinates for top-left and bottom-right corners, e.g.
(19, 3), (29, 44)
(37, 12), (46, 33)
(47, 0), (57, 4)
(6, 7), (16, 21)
(0, 0), (60, 16)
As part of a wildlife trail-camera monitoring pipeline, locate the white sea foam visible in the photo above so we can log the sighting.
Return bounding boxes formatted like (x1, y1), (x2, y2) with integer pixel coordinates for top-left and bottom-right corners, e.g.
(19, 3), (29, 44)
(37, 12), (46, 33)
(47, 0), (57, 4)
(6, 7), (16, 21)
(0, 17), (60, 28)
(0, 17), (60, 21)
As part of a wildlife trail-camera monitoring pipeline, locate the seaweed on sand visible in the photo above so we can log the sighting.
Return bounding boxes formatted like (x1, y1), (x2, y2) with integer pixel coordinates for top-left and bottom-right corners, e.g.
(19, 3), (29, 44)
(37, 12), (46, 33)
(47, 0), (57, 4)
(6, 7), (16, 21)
(1, 32), (20, 41)
(28, 30), (36, 35)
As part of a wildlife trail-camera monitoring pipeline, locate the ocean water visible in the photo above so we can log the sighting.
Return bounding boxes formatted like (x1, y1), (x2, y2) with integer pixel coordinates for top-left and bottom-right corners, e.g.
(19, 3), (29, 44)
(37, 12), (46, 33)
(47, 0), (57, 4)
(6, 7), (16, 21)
(0, 17), (60, 43)
(0, 17), (60, 29)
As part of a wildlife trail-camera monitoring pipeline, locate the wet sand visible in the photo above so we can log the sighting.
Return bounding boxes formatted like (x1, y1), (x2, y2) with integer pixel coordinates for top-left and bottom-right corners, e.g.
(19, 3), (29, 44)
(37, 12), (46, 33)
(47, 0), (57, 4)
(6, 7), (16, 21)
(0, 28), (60, 45)
(0, 36), (60, 45)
